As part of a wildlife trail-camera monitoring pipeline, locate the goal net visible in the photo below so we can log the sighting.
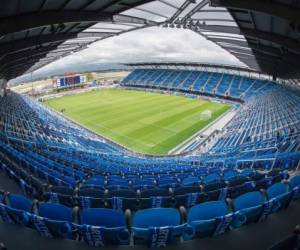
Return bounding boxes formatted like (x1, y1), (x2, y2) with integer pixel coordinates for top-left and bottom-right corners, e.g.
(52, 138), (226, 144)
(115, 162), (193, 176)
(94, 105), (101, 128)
(200, 110), (212, 120)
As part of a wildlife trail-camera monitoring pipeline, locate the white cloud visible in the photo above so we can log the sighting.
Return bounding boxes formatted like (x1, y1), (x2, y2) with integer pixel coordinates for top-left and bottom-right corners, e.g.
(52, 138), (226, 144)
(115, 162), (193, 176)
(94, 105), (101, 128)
(52, 27), (243, 66)
(11, 27), (245, 83)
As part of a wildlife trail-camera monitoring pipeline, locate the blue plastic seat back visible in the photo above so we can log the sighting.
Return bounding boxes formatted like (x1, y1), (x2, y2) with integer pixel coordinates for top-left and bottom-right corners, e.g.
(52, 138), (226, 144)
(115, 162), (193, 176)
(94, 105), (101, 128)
(62, 176), (76, 188)
(44, 192), (74, 207)
(223, 170), (237, 180)
(139, 196), (172, 209)
(203, 180), (227, 192)
(51, 186), (74, 196)
(9, 194), (32, 212)
(107, 179), (129, 188)
(133, 208), (180, 228)
(135, 179), (155, 187)
(289, 175), (300, 189)
(107, 197), (138, 211)
(251, 172), (265, 181)
(203, 173), (220, 185)
(158, 177), (176, 183)
(79, 188), (105, 198)
(188, 200), (229, 222)
(182, 177), (200, 186)
(227, 176), (248, 187)
(233, 191), (264, 211)
(140, 188), (169, 198)
(241, 169), (254, 177)
(4, 205), (32, 226)
(78, 195), (105, 209)
(80, 208), (125, 227)
(38, 203), (72, 222)
(108, 189), (136, 198)
(75, 224), (130, 246)
(32, 215), (75, 240)
(0, 192), (3, 203)
(174, 186), (201, 196)
(174, 192), (205, 208)
(267, 183), (288, 199)
(228, 181), (256, 199)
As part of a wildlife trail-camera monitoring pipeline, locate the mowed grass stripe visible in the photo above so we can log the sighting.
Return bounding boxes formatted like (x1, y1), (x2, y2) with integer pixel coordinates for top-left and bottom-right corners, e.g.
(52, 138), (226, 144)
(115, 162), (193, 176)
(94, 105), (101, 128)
(94, 95), (194, 126)
(126, 102), (214, 138)
(45, 89), (231, 154)
(102, 98), (206, 130)
(65, 92), (163, 118)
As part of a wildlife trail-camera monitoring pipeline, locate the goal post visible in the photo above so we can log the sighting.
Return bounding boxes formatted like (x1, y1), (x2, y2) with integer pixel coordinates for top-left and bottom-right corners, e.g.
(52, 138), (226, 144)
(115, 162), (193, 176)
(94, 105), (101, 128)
(200, 110), (212, 120)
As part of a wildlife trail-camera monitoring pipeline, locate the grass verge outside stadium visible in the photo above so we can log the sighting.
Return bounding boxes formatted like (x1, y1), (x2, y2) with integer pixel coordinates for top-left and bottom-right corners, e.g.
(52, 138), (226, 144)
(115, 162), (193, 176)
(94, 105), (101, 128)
(45, 88), (231, 155)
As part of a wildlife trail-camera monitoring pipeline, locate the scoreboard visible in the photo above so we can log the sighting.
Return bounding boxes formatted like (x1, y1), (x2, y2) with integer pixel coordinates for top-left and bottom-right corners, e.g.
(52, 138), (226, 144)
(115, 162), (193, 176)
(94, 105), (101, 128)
(54, 75), (86, 89)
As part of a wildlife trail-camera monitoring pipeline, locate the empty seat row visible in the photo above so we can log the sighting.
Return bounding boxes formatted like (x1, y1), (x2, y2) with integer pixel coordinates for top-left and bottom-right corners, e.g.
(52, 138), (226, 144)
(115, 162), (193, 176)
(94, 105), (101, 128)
(1, 175), (299, 247)
(43, 171), (287, 210)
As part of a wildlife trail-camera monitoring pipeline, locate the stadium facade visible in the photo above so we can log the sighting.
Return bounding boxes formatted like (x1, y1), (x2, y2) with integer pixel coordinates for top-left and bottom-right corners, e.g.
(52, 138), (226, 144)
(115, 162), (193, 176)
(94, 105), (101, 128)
(0, 1), (300, 250)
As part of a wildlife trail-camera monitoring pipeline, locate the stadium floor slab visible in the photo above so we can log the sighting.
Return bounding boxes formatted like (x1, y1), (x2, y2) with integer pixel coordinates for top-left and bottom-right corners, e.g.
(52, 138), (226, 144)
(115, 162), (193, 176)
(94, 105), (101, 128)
(0, 172), (23, 194)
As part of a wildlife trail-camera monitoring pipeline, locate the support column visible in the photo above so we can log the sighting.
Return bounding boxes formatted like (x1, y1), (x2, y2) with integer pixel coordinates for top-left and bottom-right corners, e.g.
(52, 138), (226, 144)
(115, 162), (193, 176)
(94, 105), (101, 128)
(0, 79), (7, 97)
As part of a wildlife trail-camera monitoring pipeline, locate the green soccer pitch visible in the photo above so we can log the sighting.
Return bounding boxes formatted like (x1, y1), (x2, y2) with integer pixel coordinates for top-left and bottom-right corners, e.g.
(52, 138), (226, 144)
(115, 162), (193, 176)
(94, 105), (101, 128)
(45, 88), (231, 155)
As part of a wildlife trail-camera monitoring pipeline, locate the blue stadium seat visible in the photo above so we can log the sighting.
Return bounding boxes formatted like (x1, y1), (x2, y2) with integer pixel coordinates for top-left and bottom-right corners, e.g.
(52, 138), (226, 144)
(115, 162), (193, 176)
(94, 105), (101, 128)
(181, 177), (200, 186)
(289, 175), (300, 199)
(106, 189), (138, 210)
(84, 176), (106, 187)
(227, 180), (256, 199)
(266, 183), (292, 211)
(138, 188), (172, 208)
(2, 194), (32, 226)
(184, 200), (232, 240)
(8, 193), (32, 212)
(132, 208), (186, 247)
(44, 192), (74, 207)
(44, 186), (75, 207)
(240, 169), (254, 177)
(36, 202), (74, 239)
(77, 195), (105, 209)
(140, 188), (170, 198)
(0, 191), (4, 203)
(203, 181), (227, 201)
(223, 170), (238, 180)
(38, 202), (73, 222)
(78, 187), (105, 198)
(173, 186), (204, 208)
(107, 189), (136, 198)
(202, 173), (221, 185)
(231, 191), (265, 228)
(76, 208), (130, 246)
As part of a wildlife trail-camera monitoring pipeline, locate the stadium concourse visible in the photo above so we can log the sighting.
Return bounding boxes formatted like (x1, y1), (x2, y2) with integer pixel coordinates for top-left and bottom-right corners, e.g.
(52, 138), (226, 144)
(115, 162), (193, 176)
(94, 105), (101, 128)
(1, 0), (300, 250)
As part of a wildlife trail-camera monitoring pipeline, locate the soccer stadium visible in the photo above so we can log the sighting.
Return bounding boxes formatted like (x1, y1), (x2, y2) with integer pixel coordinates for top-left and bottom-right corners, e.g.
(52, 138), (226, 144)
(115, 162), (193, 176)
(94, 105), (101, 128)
(0, 1), (300, 250)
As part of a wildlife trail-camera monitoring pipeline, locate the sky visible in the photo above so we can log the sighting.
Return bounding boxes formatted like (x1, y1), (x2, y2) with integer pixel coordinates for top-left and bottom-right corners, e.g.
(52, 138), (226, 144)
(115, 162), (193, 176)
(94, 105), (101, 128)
(49, 27), (242, 66)
(10, 26), (244, 84)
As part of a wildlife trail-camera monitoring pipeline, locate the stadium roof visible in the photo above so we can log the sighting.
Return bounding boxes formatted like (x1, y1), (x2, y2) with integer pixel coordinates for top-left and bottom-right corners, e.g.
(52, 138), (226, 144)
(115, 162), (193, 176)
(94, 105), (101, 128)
(0, 0), (156, 80)
(1, 0), (300, 83)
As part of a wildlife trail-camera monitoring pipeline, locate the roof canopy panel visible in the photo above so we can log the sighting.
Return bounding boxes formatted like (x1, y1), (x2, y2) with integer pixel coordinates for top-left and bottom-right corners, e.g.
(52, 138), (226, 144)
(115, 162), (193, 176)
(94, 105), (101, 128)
(1, 0), (300, 83)
(210, 0), (300, 79)
(0, 0), (155, 80)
